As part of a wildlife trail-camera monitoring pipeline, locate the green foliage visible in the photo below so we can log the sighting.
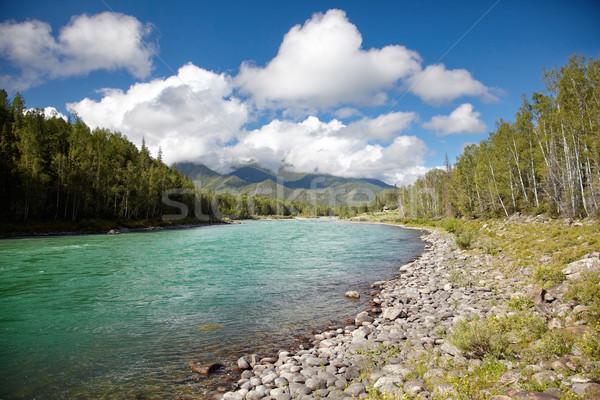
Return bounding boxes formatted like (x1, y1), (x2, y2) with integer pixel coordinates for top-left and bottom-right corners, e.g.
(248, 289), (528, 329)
(442, 357), (506, 400)
(565, 272), (600, 326)
(455, 228), (478, 250)
(507, 295), (534, 311)
(450, 315), (511, 359)
(450, 312), (547, 359)
(497, 311), (548, 346)
(367, 54), (600, 219)
(576, 323), (600, 361)
(440, 217), (463, 233)
(533, 265), (566, 288)
(0, 95), (200, 224)
(530, 329), (575, 360)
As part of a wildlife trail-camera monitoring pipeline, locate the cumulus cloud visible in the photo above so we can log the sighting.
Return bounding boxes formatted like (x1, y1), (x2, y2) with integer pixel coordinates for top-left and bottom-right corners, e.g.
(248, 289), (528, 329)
(25, 106), (68, 121)
(68, 64), (426, 185)
(0, 12), (155, 91)
(344, 111), (417, 142)
(407, 64), (498, 105)
(219, 114), (427, 185)
(422, 103), (487, 135)
(67, 63), (248, 163)
(42, 106), (68, 121)
(235, 9), (421, 111)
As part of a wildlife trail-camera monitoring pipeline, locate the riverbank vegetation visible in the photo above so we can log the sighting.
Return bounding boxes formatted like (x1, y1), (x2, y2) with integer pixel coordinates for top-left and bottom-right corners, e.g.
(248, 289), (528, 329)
(368, 54), (600, 220)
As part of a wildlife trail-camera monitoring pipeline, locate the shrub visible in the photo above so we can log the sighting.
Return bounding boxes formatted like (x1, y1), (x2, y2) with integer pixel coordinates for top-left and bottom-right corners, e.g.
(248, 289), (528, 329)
(479, 238), (500, 255)
(576, 323), (600, 361)
(455, 228), (478, 250)
(533, 329), (575, 360)
(507, 295), (534, 311)
(441, 217), (463, 233)
(565, 272), (600, 326)
(450, 315), (511, 359)
(533, 265), (566, 288)
(495, 311), (547, 344)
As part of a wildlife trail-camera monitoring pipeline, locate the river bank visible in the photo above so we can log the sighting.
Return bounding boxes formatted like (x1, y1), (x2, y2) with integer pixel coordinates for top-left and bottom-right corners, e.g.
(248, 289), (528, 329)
(0, 218), (227, 239)
(216, 217), (600, 400)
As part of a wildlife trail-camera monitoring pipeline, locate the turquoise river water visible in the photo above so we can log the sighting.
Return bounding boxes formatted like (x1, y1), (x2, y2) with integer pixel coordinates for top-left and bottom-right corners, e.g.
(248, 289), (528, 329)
(0, 219), (424, 399)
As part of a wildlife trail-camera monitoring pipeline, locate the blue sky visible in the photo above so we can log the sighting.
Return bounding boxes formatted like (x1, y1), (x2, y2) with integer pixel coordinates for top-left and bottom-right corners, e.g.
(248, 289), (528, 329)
(1, 0), (599, 185)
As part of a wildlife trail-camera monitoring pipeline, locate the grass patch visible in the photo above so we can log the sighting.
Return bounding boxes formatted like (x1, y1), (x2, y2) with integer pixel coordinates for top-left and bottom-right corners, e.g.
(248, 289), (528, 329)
(507, 295), (534, 311)
(442, 356), (506, 400)
(450, 315), (511, 359)
(528, 329), (576, 361)
(576, 323), (600, 360)
(565, 272), (600, 326)
(533, 265), (566, 288)
(450, 312), (547, 359)
(440, 217), (463, 233)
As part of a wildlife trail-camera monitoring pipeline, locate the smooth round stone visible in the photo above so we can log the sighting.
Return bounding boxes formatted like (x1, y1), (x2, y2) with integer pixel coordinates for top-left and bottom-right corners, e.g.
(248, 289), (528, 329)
(238, 357), (251, 370)
(241, 370), (254, 379)
(343, 382), (365, 397)
(274, 377), (288, 388)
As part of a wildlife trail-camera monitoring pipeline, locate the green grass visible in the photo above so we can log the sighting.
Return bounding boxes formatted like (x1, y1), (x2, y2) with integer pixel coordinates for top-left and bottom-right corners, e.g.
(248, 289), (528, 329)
(441, 356), (506, 400)
(565, 272), (600, 326)
(507, 295), (534, 311)
(450, 312), (548, 360)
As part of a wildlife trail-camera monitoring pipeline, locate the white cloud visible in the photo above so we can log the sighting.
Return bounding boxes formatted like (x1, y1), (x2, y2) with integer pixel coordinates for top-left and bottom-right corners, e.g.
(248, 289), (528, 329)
(43, 106), (68, 121)
(66, 57), (427, 184)
(333, 107), (362, 119)
(219, 114), (427, 185)
(67, 63), (248, 164)
(407, 64), (497, 105)
(235, 9), (421, 111)
(0, 12), (154, 91)
(345, 111), (417, 142)
(422, 103), (487, 135)
(25, 106), (68, 121)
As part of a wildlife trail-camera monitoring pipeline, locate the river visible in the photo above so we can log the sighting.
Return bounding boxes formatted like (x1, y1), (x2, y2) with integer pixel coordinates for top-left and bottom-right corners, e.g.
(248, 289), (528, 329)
(0, 219), (424, 399)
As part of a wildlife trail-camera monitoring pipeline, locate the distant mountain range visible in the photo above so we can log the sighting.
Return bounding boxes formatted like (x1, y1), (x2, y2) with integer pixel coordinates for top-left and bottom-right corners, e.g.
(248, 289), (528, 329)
(175, 162), (393, 206)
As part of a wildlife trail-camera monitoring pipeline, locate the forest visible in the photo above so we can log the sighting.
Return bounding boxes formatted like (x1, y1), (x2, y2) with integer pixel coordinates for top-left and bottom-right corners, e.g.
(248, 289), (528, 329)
(373, 54), (600, 220)
(0, 91), (331, 231)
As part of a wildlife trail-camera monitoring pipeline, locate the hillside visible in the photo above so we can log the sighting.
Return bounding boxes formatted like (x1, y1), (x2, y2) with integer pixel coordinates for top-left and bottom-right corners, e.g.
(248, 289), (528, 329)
(176, 162), (392, 206)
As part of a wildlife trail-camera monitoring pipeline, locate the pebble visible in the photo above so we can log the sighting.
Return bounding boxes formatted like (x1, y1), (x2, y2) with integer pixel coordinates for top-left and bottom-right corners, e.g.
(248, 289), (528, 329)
(218, 228), (597, 400)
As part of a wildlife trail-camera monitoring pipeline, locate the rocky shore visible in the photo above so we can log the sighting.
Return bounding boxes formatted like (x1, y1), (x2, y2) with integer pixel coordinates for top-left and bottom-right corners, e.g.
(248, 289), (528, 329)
(216, 225), (600, 400)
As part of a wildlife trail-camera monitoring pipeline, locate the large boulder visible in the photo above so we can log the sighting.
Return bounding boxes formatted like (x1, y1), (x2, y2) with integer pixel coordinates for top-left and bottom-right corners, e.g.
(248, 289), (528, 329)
(563, 253), (600, 280)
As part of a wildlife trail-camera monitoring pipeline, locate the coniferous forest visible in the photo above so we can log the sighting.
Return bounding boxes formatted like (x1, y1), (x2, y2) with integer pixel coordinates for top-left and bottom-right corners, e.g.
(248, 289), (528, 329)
(374, 55), (600, 219)
(0, 91), (329, 230)
(0, 90), (198, 225)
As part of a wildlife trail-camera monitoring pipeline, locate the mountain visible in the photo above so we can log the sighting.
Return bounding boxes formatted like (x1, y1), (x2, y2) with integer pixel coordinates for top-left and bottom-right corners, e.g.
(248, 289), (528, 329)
(175, 162), (393, 205)
(229, 164), (279, 184)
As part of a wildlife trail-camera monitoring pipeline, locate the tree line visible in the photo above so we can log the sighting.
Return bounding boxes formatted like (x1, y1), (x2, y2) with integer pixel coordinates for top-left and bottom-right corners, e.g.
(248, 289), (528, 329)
(0, 91), (336, 228)
(375, 54), (600, 219)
